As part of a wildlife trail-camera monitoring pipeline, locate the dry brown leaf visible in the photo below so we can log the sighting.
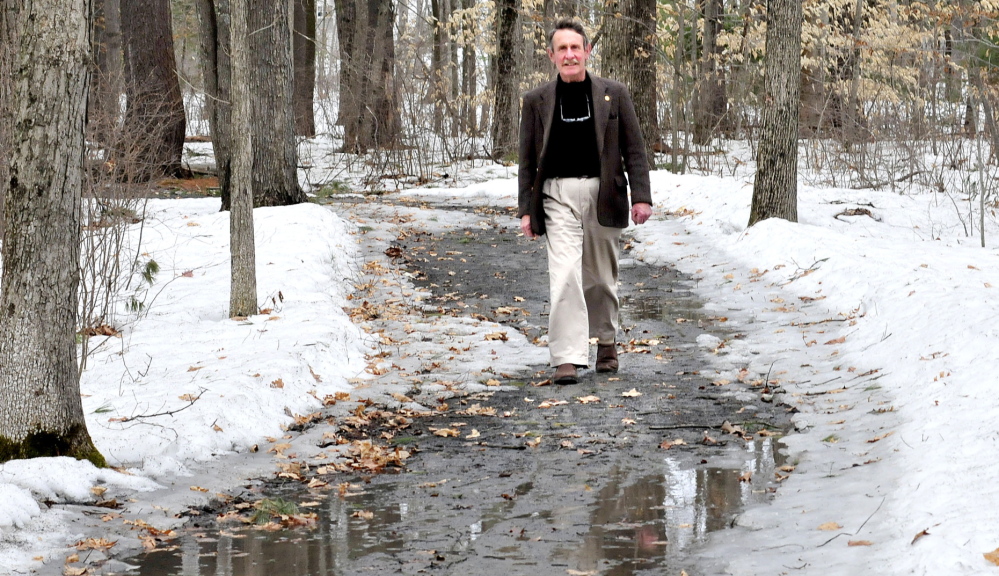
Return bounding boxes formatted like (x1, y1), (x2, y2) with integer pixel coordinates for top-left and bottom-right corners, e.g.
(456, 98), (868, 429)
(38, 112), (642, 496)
(538, 399), (569, 409)
(817, 522), (843, 531)
(352, 510), (375, 520)
(738, 471), (752, 483)
(90, 486), (107, 497)
(824, 336), (847, 345)
(621, 418), (636, 426)
(466, 429), (481, 439)
(848, 540), (874, 547)
(75, 538), (116, 552)
(984, 548), (999, 566)
(63, 567), (88, 576)
(430, 428), (460, 438)
(621, 388), (642, 398)
(484, 332), (508, 341)
(270, 379), (285, 389)
(190, 486), (209, 493)
(576, 395), (601, 404)
(525, 436), (542, 448)
(911, 529), (930, 545)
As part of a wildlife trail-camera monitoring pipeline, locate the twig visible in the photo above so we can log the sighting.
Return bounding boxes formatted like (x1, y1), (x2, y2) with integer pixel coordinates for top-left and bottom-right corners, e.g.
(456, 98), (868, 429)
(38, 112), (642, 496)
(817, 497), (885, 547)
(117, 388), (206, 422)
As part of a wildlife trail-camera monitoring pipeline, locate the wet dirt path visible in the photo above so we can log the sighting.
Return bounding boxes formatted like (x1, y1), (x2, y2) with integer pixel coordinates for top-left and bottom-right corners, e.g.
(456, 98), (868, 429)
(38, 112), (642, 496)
(123, 197), (791, 576)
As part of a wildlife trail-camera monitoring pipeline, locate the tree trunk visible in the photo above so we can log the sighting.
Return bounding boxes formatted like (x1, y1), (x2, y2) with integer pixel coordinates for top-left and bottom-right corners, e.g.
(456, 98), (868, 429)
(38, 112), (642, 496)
(337, 0), (400, 152)
(749, 0), (800, 227)
(293, 0), (317, 137)
(229, 0), (257, 318)
(89, 0), (122, 146)
(334, 0), (357, 128)
(459, 0), (478, 135)
(121, 0), (187, 179)
(694, 0), (727, 145)
(245, 0), (307, 206)
(0, 0), (105, 466)
(0, 2), (15, 242)
(600, 0), (659, 161)
(491, 0), (518, 162)
(195, 0), (231, 199)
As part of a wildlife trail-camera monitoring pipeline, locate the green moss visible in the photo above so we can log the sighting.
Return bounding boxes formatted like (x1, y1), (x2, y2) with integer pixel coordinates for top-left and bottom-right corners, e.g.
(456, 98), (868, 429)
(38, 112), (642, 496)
(0, 425), (107, 467)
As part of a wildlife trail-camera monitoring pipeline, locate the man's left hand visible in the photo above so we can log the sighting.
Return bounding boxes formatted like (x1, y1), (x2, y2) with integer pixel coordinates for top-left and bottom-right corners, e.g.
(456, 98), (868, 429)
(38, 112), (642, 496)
(631, 203), (653, 225)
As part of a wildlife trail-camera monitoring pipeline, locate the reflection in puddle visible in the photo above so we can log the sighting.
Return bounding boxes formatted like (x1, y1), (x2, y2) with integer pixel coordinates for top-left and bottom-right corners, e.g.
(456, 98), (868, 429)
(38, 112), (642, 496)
(126, 438), (784, 576)
(620, 292), (702, 323)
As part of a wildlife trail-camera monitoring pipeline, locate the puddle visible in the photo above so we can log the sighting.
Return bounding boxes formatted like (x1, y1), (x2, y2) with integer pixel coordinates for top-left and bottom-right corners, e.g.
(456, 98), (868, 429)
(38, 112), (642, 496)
(620, 292), (703, 323)
(123, 438), (784, 576)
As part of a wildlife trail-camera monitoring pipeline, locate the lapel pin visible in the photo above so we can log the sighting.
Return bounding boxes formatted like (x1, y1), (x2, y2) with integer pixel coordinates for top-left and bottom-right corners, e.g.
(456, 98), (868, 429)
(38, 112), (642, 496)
(604, 95), (611, 101)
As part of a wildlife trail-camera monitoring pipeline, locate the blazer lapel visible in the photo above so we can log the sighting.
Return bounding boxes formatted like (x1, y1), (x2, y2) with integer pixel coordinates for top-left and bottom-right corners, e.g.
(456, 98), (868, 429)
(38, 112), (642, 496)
(539, 80), (557, 156)
(591, 75), (609, 159)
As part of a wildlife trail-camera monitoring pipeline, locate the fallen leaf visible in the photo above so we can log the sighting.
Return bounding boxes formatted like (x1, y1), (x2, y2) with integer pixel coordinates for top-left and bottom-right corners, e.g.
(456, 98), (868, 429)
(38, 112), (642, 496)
(824, 336), (847, 345)
(817, 522), (842, 531)
(430, 428), (460, 438)
(90, 486), (107, 497)
(484, 332), (508, 341)
(984, 548), (999, 566)
(866, 432), (893, 443)
(621, 418), (636, 426)
(849, 540), (874, 547)
(526, 436), (542, 448)
(911, 529), (930, 544)
(190, 486), (209, 493)
(576, 395), (601, 404)
(621, 388), (642, 398)
(466, 429), (480, 439)
(65, 553), (80, 564)
(186, 366), (203, 372)
(738, 471), (752, 483)
(270, 379), (285, 389)
(538, 399), (569, 409)
(75, 538), (116, 552)
(352, 510), (374, 520)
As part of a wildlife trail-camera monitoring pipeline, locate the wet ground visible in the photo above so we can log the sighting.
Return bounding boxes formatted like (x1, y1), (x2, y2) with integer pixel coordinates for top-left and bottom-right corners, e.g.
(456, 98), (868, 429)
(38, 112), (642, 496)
(120, 198), (791, 576)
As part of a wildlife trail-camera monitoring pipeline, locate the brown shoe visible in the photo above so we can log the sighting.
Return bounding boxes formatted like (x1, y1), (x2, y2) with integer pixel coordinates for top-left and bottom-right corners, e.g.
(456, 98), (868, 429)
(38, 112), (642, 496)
(596, 344), (618, 373)
(553, 363), (579, 385)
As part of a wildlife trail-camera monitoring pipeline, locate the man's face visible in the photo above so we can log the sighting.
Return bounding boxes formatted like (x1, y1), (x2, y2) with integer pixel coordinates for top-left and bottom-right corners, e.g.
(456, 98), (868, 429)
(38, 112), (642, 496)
(548, 29), (590, 83)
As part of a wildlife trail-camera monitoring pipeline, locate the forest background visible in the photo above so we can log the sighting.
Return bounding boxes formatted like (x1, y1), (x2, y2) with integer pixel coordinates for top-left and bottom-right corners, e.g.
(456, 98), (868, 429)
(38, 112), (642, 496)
(2, 0), (999, 476)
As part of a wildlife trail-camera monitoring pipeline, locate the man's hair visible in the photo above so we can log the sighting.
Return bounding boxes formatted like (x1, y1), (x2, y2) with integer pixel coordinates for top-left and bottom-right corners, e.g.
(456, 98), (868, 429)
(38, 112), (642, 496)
(547, 17), (589, 51)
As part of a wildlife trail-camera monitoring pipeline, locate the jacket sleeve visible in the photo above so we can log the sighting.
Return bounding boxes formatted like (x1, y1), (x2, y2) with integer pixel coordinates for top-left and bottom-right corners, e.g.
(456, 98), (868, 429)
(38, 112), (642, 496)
(618, 86), (652, 206)
(517, 93), (537, 219)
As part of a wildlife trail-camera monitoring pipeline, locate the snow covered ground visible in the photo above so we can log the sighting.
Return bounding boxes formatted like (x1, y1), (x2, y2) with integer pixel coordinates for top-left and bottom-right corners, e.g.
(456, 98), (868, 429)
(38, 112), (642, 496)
(2, 147), (999, 574)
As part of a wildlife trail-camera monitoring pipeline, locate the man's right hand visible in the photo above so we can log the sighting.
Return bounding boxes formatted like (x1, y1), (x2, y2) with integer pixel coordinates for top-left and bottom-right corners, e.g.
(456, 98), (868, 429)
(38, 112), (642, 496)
(520, 215), (537, 239)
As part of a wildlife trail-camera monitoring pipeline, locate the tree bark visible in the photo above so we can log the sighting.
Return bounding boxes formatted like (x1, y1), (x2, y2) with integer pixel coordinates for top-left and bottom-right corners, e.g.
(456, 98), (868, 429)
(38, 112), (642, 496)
(244, 0), (307, 206)
(335, 0), (399, 152)
(491, 0), (519, 161)
(89, 0), (122, 146)
(749, 0), (800, 227)
(293, 0), (317, 137)
(693, 0), (727, 145)
(600, 0), (659, 161)
(229, 0), (257, 318)
(0, 2), (15, 241)
(0, 0), (105, 465)
(121, 0), (187, 179)
(195, 0), (231, 199)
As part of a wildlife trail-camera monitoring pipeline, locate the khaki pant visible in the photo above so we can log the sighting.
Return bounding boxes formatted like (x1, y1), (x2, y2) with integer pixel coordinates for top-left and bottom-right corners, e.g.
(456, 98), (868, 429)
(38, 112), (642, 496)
(543, 178), (621, 367)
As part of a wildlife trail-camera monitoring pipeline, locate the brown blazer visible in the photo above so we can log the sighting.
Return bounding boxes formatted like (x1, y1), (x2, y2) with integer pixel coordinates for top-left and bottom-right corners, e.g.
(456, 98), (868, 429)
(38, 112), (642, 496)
(517, 73), (652, 236)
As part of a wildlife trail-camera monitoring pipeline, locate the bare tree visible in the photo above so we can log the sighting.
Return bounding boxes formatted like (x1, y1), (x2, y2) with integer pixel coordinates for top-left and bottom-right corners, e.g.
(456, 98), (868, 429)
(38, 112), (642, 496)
(693, 0), (727, 145)
(0, 0), (105, 465)
(600, 0), (659, 161)
(337, 0), (400, 152)
(121, 0), (187, 179)
(294, 0), (317, 137)
(229, 0), (257, 318)
(749, 0), (801, 226)
(491, 0), (519, 161)
(198, 0), (306, 208)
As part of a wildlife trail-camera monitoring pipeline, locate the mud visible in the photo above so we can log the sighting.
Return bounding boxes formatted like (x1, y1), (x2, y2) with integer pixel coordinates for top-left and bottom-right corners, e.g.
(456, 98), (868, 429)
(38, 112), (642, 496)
(109, 197), (792, 576)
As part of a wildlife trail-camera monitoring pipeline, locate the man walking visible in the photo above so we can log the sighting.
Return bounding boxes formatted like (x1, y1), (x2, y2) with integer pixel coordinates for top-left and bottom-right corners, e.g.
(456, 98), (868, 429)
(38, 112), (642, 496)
(518, 17), (653, 385)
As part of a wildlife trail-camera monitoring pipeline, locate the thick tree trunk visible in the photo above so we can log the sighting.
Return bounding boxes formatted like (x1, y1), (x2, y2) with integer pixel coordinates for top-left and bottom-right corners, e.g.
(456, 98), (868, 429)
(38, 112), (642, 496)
(89, 0), (122, 145)
(293, 0), (317, 137)
(749, 0), (800, 227)
(229, 0), (257, 318)
(121, 0), (187, 179)
(195, 0), (231, 199)
(600, 0), (659, 161)
(0, 2), (15, 241)
(245, 0), (307, 206)
(0, 0), (105, 465)
(491, 0), (519, 161)
(338, 0), (399, 152)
